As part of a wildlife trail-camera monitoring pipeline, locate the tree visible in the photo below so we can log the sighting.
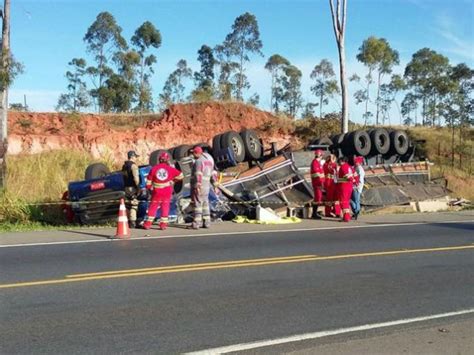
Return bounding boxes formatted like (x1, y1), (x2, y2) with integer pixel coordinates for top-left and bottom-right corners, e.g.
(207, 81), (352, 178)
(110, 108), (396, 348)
(404, 48), (450, 126)
(1, 0), (23, 189)
(192, 45), (216, 102)
(56, 58), (91, 112)
(131, 21), (161, 112)
(329, 0), (348, 133)
(378, 74), (405, 125)
(214, 44), (238, 101)
(350, 73), (373, 125)
(280, 64), (302, 117)
(401, 92), (419, 126)
(84, 12), (127, 112)
(438, 63), (473, 166)
(223, 12), (263, 101)
(310, 59), (339, 118)
(159, 59), (192, 108)
(357, 36), (399, 125)
(265, 54), (290, 112)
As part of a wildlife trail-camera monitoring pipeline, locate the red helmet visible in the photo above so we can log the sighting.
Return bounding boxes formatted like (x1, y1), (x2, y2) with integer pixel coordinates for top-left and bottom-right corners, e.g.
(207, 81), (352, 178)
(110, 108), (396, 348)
(159, 152), (170, 162)
(314, 149), (323, 156)
(192, 146), (203, 155)
(354, 156), (364, 165)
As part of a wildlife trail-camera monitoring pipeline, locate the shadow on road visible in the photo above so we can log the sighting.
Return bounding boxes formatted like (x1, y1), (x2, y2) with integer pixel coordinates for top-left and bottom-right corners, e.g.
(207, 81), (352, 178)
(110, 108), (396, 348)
(62, 230), (111, 239)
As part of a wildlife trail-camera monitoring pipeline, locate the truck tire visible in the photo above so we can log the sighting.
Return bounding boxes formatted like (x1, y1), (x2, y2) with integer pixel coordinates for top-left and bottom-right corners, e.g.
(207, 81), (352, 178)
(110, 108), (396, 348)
(220, 131), (245, 163)
(149, 149), (174, 166)
(212, 133), (223, 158)
(369, 128), (390, 155)
(312, 136), (333, 147)
(330, 133), (345, 148)
(342, 130), (371, 156)
(389, 130), (409, 156)
(172, 145), (191, 160)
(84, 163), (110, 180)
(240, 129), (262, 160)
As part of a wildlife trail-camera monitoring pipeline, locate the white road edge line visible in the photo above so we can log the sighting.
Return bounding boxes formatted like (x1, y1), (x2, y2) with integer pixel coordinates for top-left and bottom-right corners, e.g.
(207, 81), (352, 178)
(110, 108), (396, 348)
(186, 308), (474, 354)
(1, 220), (473, 248)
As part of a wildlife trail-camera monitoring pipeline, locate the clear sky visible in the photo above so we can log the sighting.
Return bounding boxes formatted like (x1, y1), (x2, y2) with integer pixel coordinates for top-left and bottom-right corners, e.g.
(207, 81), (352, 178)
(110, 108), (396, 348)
(8, 0), (474, 123)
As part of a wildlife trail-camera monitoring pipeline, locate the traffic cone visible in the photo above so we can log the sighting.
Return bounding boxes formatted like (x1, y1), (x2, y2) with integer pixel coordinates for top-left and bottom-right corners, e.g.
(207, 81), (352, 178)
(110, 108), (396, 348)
(114, 198), (130, 239)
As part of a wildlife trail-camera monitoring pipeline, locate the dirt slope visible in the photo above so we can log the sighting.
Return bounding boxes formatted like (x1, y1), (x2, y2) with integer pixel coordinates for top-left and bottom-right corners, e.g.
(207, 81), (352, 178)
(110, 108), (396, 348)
(8, 102), (296, 163)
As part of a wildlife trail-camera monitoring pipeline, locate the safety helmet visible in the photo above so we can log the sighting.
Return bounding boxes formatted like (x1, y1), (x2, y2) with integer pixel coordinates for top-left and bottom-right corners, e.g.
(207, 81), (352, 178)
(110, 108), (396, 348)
(192, 146), (203, 155)
(159, 152), (170, 162)
(314, 149), (323, 156)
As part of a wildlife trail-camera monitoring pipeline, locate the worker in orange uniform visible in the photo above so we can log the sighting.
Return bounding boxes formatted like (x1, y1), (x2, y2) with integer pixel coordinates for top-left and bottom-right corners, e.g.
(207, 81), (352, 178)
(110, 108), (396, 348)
(143, 152), (183, 230)
(337, 156), (355, 222)
(323, 154), (341, 218)
(310, 149), (325, 219)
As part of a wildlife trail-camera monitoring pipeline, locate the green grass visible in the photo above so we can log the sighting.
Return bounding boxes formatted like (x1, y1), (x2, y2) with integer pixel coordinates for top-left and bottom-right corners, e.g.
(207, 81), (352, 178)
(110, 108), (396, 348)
(0, 150), (117, 232)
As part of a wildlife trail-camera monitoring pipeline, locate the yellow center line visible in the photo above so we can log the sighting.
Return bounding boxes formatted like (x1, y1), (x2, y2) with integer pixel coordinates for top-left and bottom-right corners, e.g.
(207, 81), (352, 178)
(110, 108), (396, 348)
(1, 245), (473, 290)
(66, 255), (317, 278)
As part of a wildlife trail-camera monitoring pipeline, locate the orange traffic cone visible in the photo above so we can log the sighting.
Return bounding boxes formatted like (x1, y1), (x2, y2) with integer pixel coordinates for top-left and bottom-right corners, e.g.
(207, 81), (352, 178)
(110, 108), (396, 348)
(114, 198), (130, 239)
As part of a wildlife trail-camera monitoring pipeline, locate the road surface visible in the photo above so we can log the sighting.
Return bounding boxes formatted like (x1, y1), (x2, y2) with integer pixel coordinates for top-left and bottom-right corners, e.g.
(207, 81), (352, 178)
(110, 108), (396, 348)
(1, 212), (473, 353)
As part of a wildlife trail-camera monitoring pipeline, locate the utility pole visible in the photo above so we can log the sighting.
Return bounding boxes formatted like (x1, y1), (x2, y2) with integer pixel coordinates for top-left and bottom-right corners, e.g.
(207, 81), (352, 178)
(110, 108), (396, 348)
(0, 0), (10, 189)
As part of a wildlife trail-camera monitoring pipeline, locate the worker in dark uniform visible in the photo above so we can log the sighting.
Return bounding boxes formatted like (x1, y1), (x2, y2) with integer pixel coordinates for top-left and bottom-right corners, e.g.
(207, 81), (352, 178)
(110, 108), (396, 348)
(122, 150), (140, 228)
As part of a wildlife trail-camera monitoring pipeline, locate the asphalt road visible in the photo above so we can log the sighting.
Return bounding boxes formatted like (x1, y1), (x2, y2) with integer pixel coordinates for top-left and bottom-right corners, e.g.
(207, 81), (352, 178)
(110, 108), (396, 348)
(1, 220), (474, 353)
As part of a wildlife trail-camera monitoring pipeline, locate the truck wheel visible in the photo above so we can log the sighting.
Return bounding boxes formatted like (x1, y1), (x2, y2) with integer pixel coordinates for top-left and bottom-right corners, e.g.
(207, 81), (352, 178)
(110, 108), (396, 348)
(212, 134), (223, 158)
(172, 145), (191, 160)
(369, 128), (390, 155)
(389, 130), (409, 155)
(342, 130), (371, 156)
(313, 136), (333, 147)
(84, 163), (110, 180)
(220, 131), (246, 163)
(330, 133), (345, 148)
(240, 129), (262, 160)
(149, 149), (174, 166)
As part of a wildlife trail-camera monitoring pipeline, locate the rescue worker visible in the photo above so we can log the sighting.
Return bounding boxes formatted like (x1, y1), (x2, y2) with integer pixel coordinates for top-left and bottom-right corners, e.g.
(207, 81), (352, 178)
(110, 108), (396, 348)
(190, 146), (218, 229)
(323, 154), (341, 218)
(143, 152), (183, 230)
(351, 156), (365, 220)
(122, 150), (140, 228)
(310, 149), (326, 219)
(337, 156), (355, 222)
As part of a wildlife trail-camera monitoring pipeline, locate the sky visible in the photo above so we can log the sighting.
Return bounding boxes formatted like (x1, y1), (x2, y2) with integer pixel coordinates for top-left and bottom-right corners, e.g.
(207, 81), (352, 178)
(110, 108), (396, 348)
(8, 0), (474, 123)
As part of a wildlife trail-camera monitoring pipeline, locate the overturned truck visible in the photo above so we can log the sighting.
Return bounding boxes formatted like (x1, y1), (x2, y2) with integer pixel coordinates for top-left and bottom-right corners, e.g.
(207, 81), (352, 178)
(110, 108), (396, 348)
(67, 127), (447, 225)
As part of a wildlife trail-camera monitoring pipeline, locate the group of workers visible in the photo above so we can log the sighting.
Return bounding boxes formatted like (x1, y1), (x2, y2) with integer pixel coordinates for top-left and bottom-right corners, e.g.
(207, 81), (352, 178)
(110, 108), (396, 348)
(310, 149), (365, 222)
(121, 146), (365, 231)
(122, 146), (218, 231)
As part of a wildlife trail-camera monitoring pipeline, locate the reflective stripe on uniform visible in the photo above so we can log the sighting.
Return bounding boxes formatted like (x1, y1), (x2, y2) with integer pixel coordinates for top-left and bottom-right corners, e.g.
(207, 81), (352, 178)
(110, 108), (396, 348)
(152, 182), (172, 188)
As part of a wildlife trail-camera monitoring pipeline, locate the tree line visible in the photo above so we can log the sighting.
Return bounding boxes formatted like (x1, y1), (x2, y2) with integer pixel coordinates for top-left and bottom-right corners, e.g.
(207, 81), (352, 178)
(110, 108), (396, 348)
(55, 11), (473, 130)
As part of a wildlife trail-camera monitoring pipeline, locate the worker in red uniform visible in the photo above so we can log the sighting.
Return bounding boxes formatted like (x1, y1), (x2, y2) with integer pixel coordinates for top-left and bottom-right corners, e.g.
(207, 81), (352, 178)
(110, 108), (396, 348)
(143, 152), (183, 230)
(323, 154), (341, 218)
(337, 156), (355, 222)
(310, 149), (325, 219)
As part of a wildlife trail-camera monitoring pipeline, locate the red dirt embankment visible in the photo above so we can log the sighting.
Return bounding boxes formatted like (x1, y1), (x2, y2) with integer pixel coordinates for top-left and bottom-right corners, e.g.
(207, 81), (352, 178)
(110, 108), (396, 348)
(8, 102), (296, 163)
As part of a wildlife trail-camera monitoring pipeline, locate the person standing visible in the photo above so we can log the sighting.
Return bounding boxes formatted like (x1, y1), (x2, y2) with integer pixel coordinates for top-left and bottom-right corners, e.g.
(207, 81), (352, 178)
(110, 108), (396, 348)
(351, 156), (365, 220)
(190, 146), (218, 229)
(337, 156), (355, 222)
(323, 154), (341, 218)
(310, 149), (326, 219)
(122, 150), (140, 228)
(143, 152), (183, 230)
